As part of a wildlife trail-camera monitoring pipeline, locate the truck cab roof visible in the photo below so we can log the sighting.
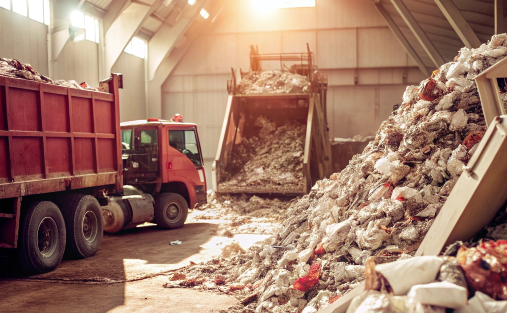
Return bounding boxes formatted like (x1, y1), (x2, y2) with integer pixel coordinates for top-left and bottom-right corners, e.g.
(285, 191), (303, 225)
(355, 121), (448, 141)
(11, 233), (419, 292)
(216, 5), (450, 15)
(120, 119), (197, 127)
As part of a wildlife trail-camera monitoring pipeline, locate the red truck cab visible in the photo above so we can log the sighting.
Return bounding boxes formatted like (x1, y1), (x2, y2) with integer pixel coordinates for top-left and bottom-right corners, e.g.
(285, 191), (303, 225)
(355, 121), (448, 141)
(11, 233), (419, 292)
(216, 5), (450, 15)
(120, 119), (207, 209)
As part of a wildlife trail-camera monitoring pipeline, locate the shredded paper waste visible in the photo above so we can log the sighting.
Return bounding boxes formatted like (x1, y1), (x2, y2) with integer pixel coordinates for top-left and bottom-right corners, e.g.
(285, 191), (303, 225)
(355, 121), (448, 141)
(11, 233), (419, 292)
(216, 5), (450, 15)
(170, 34), (507, 313)
(237, 70), (311, 94)
(219, 116), (306, 193)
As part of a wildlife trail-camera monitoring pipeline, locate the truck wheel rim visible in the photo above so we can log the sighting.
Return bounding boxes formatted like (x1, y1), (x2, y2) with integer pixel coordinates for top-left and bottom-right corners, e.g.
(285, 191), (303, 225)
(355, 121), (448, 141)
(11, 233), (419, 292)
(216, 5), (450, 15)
(165, 203), (182, 223)
(83, 210), (98, 243)
(38, 217), (58, 258)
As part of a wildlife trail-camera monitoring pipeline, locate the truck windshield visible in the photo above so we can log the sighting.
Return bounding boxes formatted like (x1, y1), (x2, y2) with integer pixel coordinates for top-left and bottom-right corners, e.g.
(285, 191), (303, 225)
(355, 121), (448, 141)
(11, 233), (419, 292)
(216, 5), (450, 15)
(169, 130), (202, 168)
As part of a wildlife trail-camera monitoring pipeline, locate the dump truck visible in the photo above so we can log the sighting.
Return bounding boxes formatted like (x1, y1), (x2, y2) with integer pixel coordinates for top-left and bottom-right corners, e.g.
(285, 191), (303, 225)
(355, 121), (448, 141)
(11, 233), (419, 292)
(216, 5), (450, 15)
(212, 45), (332, 195)
(0, 73), (206, 274)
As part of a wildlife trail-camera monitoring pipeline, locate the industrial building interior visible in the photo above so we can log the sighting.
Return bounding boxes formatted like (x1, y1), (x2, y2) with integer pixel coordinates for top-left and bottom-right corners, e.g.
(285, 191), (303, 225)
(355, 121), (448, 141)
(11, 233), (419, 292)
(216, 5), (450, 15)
(0, 0), (507, 312)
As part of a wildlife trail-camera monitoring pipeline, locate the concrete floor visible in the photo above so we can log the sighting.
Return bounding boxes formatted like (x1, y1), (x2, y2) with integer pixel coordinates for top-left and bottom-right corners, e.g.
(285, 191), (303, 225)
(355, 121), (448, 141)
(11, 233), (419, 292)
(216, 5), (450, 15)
(0, 213), (267, 313)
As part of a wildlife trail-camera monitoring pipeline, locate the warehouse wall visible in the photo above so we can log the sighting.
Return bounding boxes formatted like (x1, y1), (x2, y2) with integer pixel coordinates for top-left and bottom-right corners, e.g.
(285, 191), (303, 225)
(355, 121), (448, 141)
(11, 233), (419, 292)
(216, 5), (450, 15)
(0, 7), (49, 76)
(112, 52), (147, 122)
(161, 0), (427, 188)
(53, 40), (100, 87)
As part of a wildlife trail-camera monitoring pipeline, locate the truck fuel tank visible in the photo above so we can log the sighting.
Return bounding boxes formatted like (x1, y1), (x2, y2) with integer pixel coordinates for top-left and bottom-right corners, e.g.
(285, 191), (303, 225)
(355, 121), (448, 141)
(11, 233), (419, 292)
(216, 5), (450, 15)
(102, 190), (155, 233)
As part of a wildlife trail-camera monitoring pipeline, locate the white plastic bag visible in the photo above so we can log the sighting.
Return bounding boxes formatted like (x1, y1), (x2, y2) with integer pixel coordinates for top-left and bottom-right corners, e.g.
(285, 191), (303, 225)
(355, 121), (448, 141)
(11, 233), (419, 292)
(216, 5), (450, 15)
(407, 281), (467, 309)
(376, 256), (443, 295)
(454, 291), (507, 313)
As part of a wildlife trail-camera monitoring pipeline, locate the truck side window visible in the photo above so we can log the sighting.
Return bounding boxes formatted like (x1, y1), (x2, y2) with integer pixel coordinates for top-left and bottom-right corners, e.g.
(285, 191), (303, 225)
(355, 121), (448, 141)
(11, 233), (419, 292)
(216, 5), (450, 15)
(169, 130), (202, 168)
(138, 129), (158, 153)
(122, 129), (132, 150)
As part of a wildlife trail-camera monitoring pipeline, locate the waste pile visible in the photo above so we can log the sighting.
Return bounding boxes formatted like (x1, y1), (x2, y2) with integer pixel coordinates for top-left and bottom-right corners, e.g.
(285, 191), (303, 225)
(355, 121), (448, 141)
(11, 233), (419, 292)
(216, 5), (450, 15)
(167, 34), (507, 313)
(219, 117), (306, 193)
(193, 192), (294, 236)
(346, 202), (507, 313)
(237, 70), (311, 94)
(332, 135), (375, 143)
(0, 58), (99, 91)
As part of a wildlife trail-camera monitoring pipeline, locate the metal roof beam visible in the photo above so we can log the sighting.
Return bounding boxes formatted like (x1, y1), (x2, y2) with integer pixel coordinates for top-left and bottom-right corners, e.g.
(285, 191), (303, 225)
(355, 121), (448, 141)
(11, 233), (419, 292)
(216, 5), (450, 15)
(104, 0), (160, 76)
(51, 0), (89, 62)
(434, 0), (482, 48)
(390, 0), (446, 67)
(147, 0), (225, 118)
(375, 2), (430, 77)
(147, 43), (191, 118)
(102, 0), (130, 34)
(495, 0), (507, 34)
(147, 0), (208, 81)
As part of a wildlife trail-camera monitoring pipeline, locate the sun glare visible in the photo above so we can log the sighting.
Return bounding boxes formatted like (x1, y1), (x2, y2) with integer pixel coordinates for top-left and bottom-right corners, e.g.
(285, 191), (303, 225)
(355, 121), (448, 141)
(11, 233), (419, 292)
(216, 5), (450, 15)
(250, 0), (315, 12)
(251, 0), (275, 13)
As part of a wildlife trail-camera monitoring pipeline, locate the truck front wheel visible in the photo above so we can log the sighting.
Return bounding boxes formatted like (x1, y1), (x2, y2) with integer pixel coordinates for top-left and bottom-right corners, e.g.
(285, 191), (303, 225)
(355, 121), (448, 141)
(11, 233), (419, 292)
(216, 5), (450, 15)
(19, 201), (66, 275)
(155, 193), (188, 229)
(58, 194), (103, 259)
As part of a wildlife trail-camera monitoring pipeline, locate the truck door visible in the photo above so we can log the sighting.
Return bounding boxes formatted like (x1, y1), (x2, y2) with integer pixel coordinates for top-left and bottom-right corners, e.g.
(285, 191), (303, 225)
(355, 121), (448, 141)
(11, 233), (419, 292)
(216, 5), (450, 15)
(129, 127), (160, 180)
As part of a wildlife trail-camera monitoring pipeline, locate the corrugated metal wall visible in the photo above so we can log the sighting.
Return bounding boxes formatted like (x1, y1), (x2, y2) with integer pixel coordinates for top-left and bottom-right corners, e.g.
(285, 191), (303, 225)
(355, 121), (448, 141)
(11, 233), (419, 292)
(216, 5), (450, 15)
(0, 8), (49, 75)
(161, 0), (428, 189)
(112, 52), (147, 122)
(52, 40), (100, 87)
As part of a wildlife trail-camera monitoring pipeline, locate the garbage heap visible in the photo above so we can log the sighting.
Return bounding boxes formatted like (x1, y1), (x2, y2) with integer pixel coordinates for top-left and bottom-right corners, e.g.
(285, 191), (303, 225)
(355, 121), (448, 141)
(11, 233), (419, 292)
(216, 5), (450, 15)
(219, 116), (306, 193)
(0, 58), (99, 91)
(168, 34), (507, 313)
(347, 203), (507, 312)
(237, 70), (311, 94)
(193, 192), (294, 236)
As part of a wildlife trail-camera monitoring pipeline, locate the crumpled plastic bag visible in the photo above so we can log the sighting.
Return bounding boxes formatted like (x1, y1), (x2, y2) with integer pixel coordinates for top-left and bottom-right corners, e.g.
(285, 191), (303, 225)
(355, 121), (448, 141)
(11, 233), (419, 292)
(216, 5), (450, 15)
(376, 256), (444, 295)
(293, 262), (321, 292)
(457, 240), (507, 300)
(346, 290), (408, 313)
(406, 281), (468, 309)
(391, 186), (419, 201)
(436, 256), (467, 288)
(454, 291), (507, 313)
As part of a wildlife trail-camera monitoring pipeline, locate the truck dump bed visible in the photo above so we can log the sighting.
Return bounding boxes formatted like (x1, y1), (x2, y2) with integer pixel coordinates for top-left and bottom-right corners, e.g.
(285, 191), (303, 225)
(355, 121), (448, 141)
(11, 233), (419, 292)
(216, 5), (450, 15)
(213, 45), (332, 195)
(0, 74), (122, 199)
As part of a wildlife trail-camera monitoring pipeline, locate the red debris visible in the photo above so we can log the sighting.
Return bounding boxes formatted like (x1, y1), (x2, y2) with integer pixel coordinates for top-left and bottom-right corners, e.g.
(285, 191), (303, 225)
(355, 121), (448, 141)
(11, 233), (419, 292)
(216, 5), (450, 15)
(419, 79), (441, 101)
(463, 131), (485, 150)
(329, 295), (342, 304)
(229, 284), (246, 291)
(253, 279), (263, 290)
(457, 240), (507, 300)
(314, 243), (326, 255)
(293, 262), (321, 292)
(213, 275), (226, 285)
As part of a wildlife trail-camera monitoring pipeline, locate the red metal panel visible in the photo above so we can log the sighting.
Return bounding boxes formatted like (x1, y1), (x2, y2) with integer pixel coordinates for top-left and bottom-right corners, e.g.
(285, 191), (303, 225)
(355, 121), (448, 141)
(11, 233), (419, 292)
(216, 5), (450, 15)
(71, 96), (93, 133)
(39, 85), (48, 178)
(95, 99), (114, 134)
(74, 138), (95, 174)
(0, 74), (121, 201)
(97, 138), (116, 172)
(9, 88), (41, 131)
(44, 93), (69, 132)
(46, 138), (71, 176)
(0, 86), (6, 130)
(0, 138), (9, 183)
(11, 137), (44, 179)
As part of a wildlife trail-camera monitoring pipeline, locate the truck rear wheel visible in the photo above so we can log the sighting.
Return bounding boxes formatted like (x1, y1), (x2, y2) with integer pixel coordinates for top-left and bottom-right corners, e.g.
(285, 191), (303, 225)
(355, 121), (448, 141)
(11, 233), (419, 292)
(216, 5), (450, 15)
(19, 201), (66, 275)
(58, 194), (103, 259)
(155, 193), (188, 229)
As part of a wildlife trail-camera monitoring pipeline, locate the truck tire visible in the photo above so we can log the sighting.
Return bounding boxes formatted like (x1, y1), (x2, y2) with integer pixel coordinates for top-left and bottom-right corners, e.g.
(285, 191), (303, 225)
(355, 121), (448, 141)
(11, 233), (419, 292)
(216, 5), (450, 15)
(18, 201), (66, 275)
(59, 194), (103, 259)
(155, 193), (188, 229)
